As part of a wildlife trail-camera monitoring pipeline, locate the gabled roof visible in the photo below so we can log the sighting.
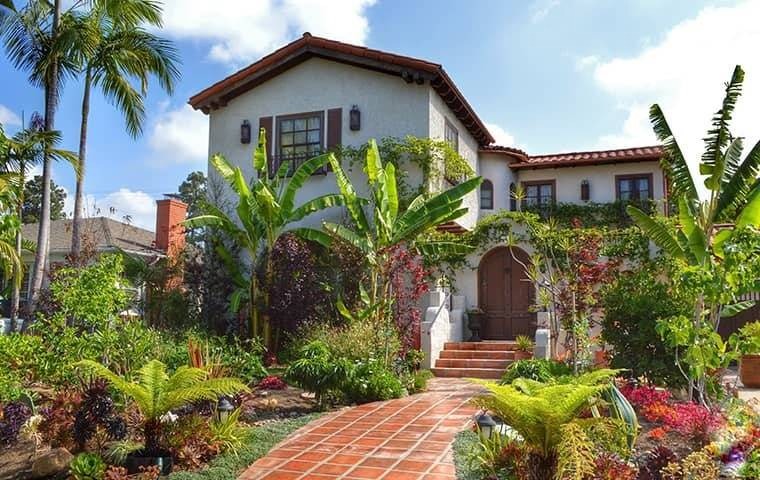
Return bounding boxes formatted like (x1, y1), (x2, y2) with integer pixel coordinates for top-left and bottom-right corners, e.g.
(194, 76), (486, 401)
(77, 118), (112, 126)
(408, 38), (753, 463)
(21, 217), (160, 257)
(510, 145), (663, 170)
(189, 33), (494, 146)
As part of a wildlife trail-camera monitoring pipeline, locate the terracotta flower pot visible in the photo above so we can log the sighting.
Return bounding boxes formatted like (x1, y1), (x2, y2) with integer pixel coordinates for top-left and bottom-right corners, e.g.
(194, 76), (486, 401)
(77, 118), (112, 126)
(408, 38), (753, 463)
(740, 354), (760, 388)
(514, 351), (532, 361)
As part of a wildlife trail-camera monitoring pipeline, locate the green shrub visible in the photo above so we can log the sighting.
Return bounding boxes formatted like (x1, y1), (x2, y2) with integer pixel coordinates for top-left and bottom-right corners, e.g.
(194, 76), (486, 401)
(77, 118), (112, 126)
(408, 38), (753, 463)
(601, 266), (691, 387)
(406, 369), (433, 394)
(344, 359), (405, 403)
(285, 341), (350, 407)
(500, 359), (571, 385)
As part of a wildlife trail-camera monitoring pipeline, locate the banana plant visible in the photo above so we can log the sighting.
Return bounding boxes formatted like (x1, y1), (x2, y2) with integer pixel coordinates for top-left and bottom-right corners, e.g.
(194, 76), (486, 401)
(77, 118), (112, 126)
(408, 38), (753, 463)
(296, 139), (480, 363)
(627, 65), (760, 403)
(184, 129), (344, 345)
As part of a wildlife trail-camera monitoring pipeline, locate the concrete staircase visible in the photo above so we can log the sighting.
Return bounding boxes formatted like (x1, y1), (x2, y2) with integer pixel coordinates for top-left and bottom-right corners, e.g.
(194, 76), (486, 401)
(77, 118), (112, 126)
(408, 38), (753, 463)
(431, 341), (517, 379)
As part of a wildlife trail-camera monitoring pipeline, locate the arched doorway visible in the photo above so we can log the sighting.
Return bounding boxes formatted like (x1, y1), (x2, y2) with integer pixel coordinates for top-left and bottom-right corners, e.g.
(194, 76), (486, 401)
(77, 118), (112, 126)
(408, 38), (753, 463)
(477, 246), (536, 340)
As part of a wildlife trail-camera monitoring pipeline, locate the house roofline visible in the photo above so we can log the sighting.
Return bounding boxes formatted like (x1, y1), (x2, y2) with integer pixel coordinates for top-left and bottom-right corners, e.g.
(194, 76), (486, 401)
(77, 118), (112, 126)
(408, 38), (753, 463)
(511, 145), (663, 170)
(188, 32), (494, 146)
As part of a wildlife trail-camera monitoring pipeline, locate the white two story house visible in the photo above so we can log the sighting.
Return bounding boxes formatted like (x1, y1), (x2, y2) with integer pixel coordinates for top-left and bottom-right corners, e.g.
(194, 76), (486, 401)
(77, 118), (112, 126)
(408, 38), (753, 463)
(190, 33), (667, 373)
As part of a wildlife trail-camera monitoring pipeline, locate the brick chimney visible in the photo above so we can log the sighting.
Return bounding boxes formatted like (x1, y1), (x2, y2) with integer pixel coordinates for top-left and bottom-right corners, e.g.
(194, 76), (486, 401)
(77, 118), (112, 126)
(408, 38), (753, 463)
(155, 197), (188, 255)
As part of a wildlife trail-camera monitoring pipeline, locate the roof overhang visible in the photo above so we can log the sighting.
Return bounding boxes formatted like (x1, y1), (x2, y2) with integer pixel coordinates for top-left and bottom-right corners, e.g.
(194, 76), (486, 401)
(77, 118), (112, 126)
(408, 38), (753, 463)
(511, 146), (663, 170)
(189, 33), (494, 146)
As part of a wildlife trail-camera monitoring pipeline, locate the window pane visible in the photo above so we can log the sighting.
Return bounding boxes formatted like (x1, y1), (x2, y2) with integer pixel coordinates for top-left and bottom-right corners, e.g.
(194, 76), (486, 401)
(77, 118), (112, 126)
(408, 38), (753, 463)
(281, 120), (293, 133)
(308, 144), (321, 154)
(294, 118), (306, 131)
(307, 130), (320, 143)
(540, 184), (552, 198)
(526, 185), (538, 198)
(293, 131), (306, 144)
(307, 116), (321, 129)
(280, 133), (294, 146)
(294, 146), (307, 156)
(281, 146), (294, 157)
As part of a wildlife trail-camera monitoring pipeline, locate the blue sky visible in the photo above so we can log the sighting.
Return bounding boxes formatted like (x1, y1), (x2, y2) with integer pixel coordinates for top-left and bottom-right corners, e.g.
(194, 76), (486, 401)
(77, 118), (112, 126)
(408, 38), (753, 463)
(1, 0), (759, 229)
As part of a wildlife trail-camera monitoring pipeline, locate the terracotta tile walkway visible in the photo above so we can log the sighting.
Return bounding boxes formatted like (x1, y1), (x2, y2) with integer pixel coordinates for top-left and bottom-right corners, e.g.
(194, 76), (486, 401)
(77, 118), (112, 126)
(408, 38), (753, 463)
(239, 378), (480, 480)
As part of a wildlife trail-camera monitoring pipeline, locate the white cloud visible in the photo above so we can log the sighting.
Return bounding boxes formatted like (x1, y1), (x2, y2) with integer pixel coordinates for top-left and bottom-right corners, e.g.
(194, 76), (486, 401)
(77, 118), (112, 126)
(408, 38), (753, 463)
(531, 0), (560, 23)
(83, 189), (157, 230)
(587, 0), (760, 172)
(485, 122), (517, 147)
(575, 55), (599, 71)
(149, 104), (208, 166)
(158, 0), (376, 66)
(0, 104), (21, 127)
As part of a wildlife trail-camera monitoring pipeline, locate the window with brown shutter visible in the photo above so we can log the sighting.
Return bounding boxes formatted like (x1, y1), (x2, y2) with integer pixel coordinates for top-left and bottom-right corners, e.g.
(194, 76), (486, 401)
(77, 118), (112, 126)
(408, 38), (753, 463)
(326, 108), (342, 171)
(275, 111), (324, 175)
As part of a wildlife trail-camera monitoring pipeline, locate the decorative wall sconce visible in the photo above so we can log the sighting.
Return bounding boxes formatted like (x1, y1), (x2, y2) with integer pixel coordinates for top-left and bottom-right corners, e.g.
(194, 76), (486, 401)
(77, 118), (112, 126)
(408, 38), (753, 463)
(580, 179), (590, 201)
(240, 120), (251, 144)
(349, 105), (361, 131)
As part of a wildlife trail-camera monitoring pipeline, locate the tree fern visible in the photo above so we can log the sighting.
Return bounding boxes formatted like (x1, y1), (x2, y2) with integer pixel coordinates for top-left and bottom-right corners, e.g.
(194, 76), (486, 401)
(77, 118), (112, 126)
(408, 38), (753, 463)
(554, 422), (595, 480)
(75, 359), (249, 453)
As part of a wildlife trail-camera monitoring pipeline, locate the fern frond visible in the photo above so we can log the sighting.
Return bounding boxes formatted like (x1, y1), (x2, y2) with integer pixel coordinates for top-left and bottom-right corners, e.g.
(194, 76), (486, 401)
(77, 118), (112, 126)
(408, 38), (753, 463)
(555, 422), (595, 480)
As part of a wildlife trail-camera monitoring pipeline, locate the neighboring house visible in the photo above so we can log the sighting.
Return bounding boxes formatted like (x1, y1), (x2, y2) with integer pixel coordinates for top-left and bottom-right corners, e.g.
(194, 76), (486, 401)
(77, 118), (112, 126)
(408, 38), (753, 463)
(9, 198), (187, 311)
(190, 33), (669, 374)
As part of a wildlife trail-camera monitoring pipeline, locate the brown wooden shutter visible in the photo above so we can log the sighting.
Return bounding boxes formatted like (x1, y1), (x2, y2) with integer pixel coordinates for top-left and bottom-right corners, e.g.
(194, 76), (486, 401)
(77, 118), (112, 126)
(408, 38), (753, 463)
(326, 108), (342, 171)
(259, 116), (273, 176)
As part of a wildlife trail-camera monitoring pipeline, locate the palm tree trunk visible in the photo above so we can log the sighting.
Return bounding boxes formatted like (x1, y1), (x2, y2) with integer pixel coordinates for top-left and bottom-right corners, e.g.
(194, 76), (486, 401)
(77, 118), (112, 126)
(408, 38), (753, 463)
(27, 0), (61, 315)
(71, 69), (91, 258)
(10, 161), (24, 328)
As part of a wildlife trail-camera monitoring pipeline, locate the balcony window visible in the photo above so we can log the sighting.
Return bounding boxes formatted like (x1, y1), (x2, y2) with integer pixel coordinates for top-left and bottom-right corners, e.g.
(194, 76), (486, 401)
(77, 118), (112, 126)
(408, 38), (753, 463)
(616, 174), (653, 201)
(480, 179), (494, 210)
(522, 180), (555, 208)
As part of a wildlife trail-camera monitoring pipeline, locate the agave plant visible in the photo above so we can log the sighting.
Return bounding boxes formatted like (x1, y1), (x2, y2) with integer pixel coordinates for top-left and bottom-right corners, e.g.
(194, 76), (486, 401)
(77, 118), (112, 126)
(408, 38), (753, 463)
(626, 65), (760, 402)
(184, 129), (344, 345)
(75, 359), (249, 454)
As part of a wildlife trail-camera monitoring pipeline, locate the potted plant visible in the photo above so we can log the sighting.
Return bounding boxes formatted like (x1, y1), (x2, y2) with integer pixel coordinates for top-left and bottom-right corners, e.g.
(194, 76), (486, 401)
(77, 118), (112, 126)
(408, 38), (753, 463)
(731, 321), (760, 388)
(467, 308), (486, 342)
(514, 335), (533, 360)
(75, 359), (248, 475)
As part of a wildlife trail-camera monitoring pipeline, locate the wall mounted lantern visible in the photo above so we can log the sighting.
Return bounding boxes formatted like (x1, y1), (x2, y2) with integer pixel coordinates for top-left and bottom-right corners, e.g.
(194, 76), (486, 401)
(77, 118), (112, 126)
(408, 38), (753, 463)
(240, 120), (251, 144)
(580, 179), (590, 201)
(349, 105), (361, 131)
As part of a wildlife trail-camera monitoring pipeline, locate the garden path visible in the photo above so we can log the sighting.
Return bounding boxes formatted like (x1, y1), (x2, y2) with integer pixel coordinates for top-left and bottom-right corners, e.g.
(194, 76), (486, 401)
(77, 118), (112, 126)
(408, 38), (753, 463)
(238, 378), (480, 480)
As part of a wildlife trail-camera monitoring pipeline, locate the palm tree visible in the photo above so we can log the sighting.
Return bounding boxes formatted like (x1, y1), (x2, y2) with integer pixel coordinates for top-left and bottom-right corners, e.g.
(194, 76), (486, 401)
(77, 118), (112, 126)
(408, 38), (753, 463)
(1, 113), (78, 325)
(184, 129), (345, 345)
(0, 127), (23, 296)
(1, 0), (82, 311)
(70, 0), (180, 257)
(75, 359), (248, 454)
(627, 65), (760, 401)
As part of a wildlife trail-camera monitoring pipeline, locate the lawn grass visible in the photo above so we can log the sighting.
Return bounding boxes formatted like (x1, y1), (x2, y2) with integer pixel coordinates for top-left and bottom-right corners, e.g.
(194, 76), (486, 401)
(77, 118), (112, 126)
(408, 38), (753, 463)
(167, 413), (321, 480)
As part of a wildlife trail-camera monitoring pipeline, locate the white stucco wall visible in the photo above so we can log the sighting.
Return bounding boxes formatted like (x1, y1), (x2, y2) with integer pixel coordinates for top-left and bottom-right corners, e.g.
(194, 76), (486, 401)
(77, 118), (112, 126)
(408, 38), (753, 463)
(478, 153), (517, 216)
(428, 90), (480, 229)
(516, 161), (665, 207)
(208, 57), (431, 229)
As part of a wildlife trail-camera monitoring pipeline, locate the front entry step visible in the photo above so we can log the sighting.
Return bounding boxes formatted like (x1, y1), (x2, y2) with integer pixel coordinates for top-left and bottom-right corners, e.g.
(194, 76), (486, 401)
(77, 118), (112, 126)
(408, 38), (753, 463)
(432, 341), (517, 379)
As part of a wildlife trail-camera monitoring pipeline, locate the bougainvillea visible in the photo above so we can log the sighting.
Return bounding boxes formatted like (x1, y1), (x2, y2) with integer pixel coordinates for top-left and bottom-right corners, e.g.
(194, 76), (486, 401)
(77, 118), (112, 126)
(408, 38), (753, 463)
(383, 244), (430, 351)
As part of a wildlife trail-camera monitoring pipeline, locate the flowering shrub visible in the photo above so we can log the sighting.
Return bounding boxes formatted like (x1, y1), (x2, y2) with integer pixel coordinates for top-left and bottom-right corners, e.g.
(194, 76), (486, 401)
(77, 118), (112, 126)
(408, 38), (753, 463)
(385, 245), (429, 351)
(620, 383), (671, 408)
(258, 375), (287, 390)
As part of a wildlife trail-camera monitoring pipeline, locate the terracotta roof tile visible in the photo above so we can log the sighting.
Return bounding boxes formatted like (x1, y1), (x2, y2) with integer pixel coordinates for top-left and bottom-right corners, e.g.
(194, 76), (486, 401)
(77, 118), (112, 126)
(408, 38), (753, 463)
(189, 33), (494, 145)
(511, 145), (663, 169)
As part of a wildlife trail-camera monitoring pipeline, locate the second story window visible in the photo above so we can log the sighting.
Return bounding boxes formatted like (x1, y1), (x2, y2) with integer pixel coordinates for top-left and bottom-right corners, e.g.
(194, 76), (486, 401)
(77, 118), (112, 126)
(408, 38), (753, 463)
(616, 174), (652, 202)
(277, 112), (323, 174)
(480, 179), (494, 210)
(523, 180), (555, 208)
(444, 118), (459, 152)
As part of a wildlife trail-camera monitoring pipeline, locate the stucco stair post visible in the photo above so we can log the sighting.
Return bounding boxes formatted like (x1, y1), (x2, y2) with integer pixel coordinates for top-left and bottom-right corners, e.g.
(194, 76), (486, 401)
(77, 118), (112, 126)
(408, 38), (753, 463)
(421, 287), (450, 369)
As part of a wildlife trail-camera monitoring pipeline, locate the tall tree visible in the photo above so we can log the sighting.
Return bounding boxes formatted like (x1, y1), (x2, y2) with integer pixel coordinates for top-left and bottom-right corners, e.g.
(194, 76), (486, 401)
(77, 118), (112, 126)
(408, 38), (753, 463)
(23, 175), (66, 223)
(70, 0), (180, 256)
(1, 0), (81, 311)
(1, 114), (76, 325)
(176, 171), (206, 246)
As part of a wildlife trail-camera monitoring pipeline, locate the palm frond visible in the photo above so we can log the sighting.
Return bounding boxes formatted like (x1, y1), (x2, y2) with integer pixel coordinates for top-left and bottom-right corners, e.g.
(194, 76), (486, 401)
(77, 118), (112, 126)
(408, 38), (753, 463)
(626, 205), (686, 259)
(716, 139), (760, 221)
(649, 104), (698, 201)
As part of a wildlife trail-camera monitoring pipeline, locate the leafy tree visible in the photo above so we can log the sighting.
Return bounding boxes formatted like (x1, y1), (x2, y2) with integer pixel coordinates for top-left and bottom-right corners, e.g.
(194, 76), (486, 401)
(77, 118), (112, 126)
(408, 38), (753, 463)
(184, 130), (344, 345)
(22, 174), (66, 223)
(176, 171), (207, 246)
(1, 0), (84, 310)
(627, 65), (760, 403)
(74, 359), (248, 454)
(298, 139), (480, 364)
(70, 0), (180, 256)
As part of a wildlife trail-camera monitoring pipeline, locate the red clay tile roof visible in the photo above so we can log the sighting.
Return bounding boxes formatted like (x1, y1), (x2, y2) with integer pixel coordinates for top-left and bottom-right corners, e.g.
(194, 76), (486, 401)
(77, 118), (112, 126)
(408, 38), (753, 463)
(510, 145), (663, 169)
(189, 33), (494, 146)
(479, 145), (529, 162)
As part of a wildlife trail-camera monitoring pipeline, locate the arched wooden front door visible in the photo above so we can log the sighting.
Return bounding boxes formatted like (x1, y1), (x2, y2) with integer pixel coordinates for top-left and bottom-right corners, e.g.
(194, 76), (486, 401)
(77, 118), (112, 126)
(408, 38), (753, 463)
(477, 247), (536, 340)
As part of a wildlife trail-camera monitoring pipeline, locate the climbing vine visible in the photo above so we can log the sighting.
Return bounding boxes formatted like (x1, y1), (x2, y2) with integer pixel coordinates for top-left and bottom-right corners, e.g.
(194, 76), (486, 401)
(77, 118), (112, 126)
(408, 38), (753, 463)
(337, 136), (475, 208)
